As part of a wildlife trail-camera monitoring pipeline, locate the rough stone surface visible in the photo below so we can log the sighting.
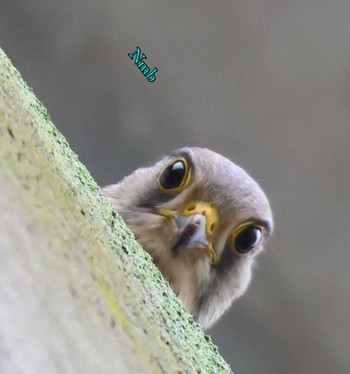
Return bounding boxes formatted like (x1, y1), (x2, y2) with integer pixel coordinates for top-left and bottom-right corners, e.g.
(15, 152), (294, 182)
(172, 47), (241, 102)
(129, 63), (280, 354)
(0, 48), (232, 374)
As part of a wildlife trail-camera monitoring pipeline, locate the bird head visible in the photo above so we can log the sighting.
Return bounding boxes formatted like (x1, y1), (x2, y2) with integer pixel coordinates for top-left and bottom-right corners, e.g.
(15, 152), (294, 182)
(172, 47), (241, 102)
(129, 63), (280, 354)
(103, 147), (273, 328)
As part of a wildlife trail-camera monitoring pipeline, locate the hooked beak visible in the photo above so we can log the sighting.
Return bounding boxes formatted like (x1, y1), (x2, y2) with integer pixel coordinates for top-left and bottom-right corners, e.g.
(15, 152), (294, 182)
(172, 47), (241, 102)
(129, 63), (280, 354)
(159, 201), (219, 264)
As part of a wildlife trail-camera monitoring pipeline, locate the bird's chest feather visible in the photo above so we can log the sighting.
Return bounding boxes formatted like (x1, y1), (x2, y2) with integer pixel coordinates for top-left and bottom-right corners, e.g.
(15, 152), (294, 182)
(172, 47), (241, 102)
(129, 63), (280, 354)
(156, 252), (211, 314)
(127, 217), (211, 314)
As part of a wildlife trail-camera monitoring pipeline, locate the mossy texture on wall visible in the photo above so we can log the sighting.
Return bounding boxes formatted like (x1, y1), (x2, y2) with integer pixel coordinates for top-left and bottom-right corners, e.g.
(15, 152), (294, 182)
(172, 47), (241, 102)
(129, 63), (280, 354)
(0, 47), (232, 373)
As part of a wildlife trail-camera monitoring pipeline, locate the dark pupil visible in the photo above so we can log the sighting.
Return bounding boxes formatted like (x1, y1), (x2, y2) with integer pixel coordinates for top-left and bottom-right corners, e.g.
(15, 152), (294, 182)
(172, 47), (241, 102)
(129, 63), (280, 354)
(160, 161), (186, 189)
(235, 227), (261, 254)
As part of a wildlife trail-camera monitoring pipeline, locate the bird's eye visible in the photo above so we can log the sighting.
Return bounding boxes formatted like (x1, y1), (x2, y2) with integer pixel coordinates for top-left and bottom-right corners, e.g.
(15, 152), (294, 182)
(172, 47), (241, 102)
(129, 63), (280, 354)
(231, 222), (263, 255)
(158, 158), (190, 192)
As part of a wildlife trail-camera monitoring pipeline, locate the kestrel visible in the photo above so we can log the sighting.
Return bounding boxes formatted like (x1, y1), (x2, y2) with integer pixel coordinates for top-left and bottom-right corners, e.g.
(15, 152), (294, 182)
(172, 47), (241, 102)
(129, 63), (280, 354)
(103, 147), (273, 329)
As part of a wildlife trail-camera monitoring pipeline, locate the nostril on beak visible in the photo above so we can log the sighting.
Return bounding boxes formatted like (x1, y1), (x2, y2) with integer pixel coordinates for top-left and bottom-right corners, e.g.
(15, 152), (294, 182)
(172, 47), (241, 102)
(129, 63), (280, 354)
(182, 202), (219, 234)
(187, 204), (196, 212)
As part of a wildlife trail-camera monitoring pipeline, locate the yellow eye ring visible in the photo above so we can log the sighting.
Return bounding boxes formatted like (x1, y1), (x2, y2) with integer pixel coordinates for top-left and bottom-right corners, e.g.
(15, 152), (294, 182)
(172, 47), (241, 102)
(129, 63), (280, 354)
(157, 157), (191, 193)
(230, 221), (263, 255)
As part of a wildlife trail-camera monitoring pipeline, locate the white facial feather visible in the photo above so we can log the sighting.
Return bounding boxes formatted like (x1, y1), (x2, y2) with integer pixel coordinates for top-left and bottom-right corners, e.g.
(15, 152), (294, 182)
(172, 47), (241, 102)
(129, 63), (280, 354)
(103, 147), (273, 329)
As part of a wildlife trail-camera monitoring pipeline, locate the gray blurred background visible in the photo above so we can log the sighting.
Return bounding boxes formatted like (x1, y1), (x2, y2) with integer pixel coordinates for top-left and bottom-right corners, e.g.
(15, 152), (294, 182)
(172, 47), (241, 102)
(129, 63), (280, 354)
(1, 1), (350, 373)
